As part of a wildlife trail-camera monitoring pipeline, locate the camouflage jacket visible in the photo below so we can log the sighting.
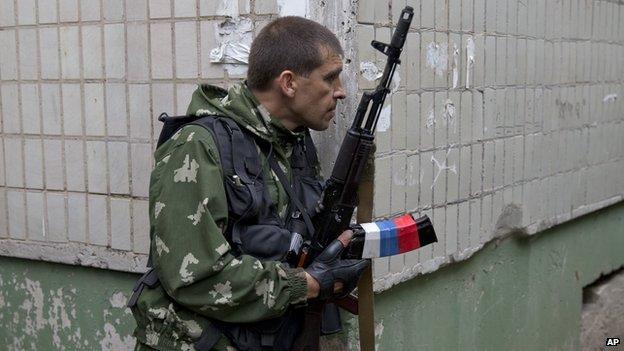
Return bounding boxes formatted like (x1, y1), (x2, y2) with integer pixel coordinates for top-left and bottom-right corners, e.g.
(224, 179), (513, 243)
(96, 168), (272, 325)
(131, 83), (316, 350)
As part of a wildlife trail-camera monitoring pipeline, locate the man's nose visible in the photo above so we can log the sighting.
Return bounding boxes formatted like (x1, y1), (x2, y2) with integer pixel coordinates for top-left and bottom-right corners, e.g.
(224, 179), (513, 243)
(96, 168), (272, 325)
(334, 81), (346, 100)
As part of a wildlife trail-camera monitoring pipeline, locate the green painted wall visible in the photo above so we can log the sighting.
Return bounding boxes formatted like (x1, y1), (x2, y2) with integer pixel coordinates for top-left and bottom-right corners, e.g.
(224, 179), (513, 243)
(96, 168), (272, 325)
(0, 257), (138, 350)
(371, 202), (624, 351)
(1, 202), (622, 350)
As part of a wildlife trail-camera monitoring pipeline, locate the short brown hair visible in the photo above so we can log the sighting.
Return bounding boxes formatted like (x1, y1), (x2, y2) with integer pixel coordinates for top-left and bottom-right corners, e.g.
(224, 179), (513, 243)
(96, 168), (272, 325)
(247, 16), (343, 91)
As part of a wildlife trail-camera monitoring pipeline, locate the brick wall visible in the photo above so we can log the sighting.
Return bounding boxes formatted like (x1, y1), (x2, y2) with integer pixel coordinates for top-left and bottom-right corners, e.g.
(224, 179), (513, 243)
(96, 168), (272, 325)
(0, 0), (266, 270)
(0, 0), (622, 291)
(365, 0), (624, 290)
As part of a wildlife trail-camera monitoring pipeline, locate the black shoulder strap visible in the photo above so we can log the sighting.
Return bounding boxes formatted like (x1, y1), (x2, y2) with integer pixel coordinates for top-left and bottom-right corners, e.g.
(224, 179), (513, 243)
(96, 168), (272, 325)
(303, 130), (320, 169)
(261, 143), (316, 239)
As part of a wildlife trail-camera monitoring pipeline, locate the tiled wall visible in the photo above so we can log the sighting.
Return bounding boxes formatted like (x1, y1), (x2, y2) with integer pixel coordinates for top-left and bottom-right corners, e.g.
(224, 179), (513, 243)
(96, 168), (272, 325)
(0, 0), (267, 268)
(365, 0), (624, 290)
(1, 0), (623, 291)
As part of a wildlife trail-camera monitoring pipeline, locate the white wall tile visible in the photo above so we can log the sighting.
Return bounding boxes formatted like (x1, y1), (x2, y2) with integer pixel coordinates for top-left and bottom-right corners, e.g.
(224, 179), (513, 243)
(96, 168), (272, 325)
(40, 28), (61, 79)
(108, 142), (130, 194)
(128, 84), (151, 139)
(61, 83), (83, 136)
(104, 24), (126, 78)
(127, 23), (149, 81)
(446, 204), (458, 255)
(132, 200), (150, 254)
(105, 83), (128, 136)
(174, 0), (196, 17)
(126, 0), (147, 20)
(174, 22), (198, 79)
(7, 190), (26, 239)
(373, 156), (392, 218)
(17, 0), (37, 25)
(131, 143), (151, 198)
(110, 198), (131, 250)
(0, 141), (4, 186)
(64, 139), (86, 191)
(175, 84), (196, 115)
(0, 189), (6, 238)
(26, 192), (45, 242)
(82, 25), (104, 79)
(2, 84), (20, 133)
(0, 0), (15, 26)
(37, 0), (58, 24)
(5, 138), (24, 188)
(43, 139), (64, 190)
(67, 192), (87, 242)
(24, 139), (44, 189)
(59, 0), (79, 22)
(21, 84), (41, 134)
(60, 26), (81, 79)
(199, 21), (223, 79)
(149, 0), (171, 18)
(81, 0), (101, 21)
(103, 0), (124, 21)
(391, 154), (407, 214)
(86, 141), (107, 193)
(41, 84), (62, 135)
(0, 30), (17, 81)
(88, 194), (108, 245)
(18, 29), (38, 80)
(46, 192), (67, 242)
(84, 83), (106, 136)
(150, 22), (173, 79)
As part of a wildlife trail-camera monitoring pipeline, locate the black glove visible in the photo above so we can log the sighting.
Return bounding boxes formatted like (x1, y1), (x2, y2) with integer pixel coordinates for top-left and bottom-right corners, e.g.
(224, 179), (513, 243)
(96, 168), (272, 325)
(305, 239), (370, 300)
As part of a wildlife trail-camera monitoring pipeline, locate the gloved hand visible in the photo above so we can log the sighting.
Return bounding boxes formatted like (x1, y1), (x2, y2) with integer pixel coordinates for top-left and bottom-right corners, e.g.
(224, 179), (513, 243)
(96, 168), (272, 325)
(305, 239), (370, 300)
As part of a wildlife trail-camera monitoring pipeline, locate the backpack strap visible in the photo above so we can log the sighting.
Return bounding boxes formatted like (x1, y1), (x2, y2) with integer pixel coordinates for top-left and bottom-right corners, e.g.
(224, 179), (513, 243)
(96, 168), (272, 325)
(258, 141), (316, 240)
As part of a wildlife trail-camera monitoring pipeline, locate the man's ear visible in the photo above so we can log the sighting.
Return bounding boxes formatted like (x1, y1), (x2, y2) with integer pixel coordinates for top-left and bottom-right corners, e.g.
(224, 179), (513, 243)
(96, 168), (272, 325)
(277, 70), (297, 98)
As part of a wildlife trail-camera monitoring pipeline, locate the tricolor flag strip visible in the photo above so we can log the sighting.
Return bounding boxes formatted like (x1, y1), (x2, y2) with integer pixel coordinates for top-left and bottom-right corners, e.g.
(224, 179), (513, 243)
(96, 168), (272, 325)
(356, 214), (437, 259)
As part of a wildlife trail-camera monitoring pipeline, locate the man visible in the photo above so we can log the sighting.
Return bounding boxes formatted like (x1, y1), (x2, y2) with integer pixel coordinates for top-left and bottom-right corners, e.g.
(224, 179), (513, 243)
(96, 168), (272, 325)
(130, 16), (369, 351)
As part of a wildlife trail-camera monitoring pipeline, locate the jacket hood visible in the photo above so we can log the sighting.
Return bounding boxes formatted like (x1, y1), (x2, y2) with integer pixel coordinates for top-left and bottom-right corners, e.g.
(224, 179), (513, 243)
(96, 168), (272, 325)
(186, 82), (304, 143)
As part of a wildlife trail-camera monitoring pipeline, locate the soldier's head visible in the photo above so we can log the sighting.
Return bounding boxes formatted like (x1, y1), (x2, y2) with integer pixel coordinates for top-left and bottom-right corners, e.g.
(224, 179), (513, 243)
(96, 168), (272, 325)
(248, 16), (346, 131)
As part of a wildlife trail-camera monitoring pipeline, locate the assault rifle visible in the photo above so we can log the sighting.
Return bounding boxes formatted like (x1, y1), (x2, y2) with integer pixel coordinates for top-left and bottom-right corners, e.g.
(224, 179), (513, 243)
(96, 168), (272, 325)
(296, 5), (436, 269)
(292, 6), (437, 351)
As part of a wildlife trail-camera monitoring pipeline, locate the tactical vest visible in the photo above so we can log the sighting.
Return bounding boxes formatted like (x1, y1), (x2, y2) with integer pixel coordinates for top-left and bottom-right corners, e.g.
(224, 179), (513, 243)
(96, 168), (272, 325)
(130, 114), (340, 351)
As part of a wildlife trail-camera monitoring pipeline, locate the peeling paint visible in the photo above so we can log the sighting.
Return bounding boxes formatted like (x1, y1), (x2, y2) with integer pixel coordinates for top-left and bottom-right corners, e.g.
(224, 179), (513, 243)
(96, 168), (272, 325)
(375, 319), (385, 350)
(466, 37), (475, 88)
(360, 61), (383, 81)
(210, 18), (253, 76)
(376, 104), (392, 132)
(22, 278), (45, 335)
(216, 0), (240, 18)
(425, 107), (436, 134)
(420, 256), (447, 274)
(493, 204), (526, 238)
(603, 94), (618, 103)
(277, 0), (310, 17)
(452, 43), (460, 89)
(442, 99), (457, 133)
(109, 291), (128, 308)
(426, 42), (448, 76)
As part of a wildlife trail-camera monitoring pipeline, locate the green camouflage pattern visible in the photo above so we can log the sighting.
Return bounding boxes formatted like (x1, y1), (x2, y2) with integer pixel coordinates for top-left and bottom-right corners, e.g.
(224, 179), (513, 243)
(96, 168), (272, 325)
(131, 83), (313, 350)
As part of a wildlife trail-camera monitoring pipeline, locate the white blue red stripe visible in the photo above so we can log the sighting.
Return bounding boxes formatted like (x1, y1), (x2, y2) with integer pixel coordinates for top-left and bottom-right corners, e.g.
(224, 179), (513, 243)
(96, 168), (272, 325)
(360, 214), (422, 258)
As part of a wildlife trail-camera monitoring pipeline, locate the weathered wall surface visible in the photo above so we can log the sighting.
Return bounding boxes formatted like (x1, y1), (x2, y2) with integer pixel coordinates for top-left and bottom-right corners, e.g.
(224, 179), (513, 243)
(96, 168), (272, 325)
(581, 268), (624, 351)
(0, 0), (343, 272)
(2, 190), (621, 351)
(364, 0), (624, 290)
(365, 202), (624, 351)
(0, 0), (623, 316)
(0, 255), (137, 350)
